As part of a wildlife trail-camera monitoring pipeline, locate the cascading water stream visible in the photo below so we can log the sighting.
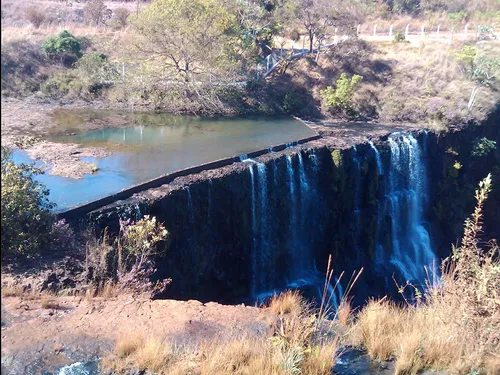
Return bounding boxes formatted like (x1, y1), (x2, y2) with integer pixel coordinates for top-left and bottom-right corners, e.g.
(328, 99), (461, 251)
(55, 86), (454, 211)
(249, 151), (343, 307)
(351, 147), (362, 263)
(186, 187), (195, 227)
(249, 164), (258, 298)
(207, 179), (213, 221)
(368, 140), (384, 175)
(381, 133), (436, 285)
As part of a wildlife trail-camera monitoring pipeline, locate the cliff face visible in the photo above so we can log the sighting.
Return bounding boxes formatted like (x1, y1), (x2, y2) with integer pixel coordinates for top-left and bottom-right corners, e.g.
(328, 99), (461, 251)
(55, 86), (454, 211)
(87, 109), (500, 305)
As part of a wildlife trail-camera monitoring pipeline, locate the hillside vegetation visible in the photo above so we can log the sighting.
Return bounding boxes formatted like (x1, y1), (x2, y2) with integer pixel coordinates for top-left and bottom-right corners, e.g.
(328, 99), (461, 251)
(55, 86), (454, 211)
(1, 0), (499, 127)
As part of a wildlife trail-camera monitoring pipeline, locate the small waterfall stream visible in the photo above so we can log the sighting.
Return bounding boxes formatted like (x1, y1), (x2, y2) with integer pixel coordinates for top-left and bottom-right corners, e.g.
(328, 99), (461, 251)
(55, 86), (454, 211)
(352, 147), (362, 264)
(379, 133), (436, 285)
(368, 140), (384, 175)
(249, 163), (258, 298)
(249, 151), (343, 305)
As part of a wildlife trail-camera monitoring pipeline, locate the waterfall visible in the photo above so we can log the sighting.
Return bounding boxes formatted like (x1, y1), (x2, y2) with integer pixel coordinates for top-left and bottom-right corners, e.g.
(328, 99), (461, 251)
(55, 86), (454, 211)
(207, 179), (213, 221)
(272, 159), (278, 187)
(257, 162), (269, 294)
(351, 147), (362, 263)
(249, 151), (342, 307)
(381, 133), (436, 285)
(186, 187), (195, 227)
(368, 140), (384, 175)
(286, 155), (298, 258)
(249, 164), (257, 298)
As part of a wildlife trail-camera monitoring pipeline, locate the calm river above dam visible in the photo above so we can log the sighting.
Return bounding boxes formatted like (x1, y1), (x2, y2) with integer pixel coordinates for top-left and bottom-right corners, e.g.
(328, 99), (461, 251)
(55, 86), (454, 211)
(13, 112), (316, 210)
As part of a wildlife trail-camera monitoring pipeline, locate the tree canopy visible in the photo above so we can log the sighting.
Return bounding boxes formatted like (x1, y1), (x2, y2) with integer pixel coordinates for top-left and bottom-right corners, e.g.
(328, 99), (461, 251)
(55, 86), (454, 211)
(130, 0), (242, 82)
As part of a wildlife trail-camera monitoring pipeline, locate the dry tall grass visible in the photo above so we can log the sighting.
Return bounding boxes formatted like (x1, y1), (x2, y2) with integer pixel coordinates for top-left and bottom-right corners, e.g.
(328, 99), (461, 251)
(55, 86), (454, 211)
(103, 290), (341, 375)
(40, 293), (60, 309)
(349, 174), (500, 375)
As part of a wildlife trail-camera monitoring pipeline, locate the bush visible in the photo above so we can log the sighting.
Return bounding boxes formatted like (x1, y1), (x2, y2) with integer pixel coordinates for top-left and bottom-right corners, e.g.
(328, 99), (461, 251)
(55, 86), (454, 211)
(41, 30), (83, 65)
(76, 52), (118, 81)
(85, 216), (171, 297)
(113, 7), (130, 28)
(392, 30), (406, 43)
(41, 71), (81, 98)
(1, 145), (55, 259)
(320, 73), (363, 117)
(24, 6), (46, 28)
(282, 91), (302, 114)
(471, 137), (497, 157)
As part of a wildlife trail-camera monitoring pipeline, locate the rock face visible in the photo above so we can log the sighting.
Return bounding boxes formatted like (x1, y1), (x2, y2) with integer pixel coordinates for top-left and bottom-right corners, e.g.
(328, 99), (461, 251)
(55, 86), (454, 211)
(85, 108), (500, 305)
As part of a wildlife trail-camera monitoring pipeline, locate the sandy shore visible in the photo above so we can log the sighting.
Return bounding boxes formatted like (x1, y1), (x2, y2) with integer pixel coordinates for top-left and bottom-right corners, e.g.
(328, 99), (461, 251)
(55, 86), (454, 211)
(1, 99), (116, 178)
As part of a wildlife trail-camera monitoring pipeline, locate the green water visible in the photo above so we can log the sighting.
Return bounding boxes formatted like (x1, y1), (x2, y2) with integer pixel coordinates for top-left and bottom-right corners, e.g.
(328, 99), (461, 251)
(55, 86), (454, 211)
(18, 110), (317, 210)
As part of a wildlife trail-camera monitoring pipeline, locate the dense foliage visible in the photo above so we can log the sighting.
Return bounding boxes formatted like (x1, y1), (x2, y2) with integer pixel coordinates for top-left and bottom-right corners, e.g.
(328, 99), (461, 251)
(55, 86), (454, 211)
(321, 73), (363, 117)
(471, 137), (497, 157)
(1, 145), (54, 259)
(130, 0), (241, 82)
(41, 30), (83, 64)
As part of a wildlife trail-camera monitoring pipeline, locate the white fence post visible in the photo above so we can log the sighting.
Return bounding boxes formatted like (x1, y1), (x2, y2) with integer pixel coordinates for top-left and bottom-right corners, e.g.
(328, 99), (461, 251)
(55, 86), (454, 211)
(389, 24), (393, 37)
(373, 24), (377, 36)
(437, 24), (441, 38)
(405, 24), (410, 39)
(357, 24), (360, 35)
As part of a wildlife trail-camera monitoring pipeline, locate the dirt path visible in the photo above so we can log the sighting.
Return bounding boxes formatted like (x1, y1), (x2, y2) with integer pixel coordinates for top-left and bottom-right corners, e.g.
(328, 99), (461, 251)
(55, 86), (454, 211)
(1, 294), (272, 374)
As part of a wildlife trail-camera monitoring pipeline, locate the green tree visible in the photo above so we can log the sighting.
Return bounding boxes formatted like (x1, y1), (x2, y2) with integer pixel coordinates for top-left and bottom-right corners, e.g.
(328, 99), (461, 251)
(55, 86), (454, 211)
(1, 145), (55, 259)
(130, 0), (240, 83)
(320, 73), (363, 115)
(41, 30), (83, 64)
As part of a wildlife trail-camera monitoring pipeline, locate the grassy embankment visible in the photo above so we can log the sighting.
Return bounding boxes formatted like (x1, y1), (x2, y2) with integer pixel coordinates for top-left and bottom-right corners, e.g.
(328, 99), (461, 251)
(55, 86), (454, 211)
(1, 0), (499, 127)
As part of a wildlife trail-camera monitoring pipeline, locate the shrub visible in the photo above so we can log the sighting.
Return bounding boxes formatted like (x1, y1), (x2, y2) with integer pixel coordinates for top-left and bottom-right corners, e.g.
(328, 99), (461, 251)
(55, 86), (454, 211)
(74, 52), (119, 97)
(76, 52), (118, 82)
(471, 137), (497, 157)
(1, 145), (55, 259)
(24, 6), (46, 28)
(113, 7), (130, 28)
(392, 30), (406, 43)
(320, 73), (363, 117)
(282, 91), (302, 114)
(41, 71), (81, 98)
(41, 30), (83, 65)
(85, 216), (170, 297)
(116, 216), (170, 296)
(477, 25), (497, 41)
